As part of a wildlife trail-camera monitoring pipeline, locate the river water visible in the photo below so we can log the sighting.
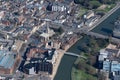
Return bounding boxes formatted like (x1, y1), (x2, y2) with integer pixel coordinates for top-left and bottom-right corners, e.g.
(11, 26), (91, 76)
(92, 8), (120, 36)
(54, 8), (120, 80)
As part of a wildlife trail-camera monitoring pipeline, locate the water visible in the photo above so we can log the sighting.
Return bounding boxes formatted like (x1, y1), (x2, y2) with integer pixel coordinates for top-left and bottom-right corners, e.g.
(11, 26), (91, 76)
(54, 55), (76, 80)
(92, 8), (120, 36)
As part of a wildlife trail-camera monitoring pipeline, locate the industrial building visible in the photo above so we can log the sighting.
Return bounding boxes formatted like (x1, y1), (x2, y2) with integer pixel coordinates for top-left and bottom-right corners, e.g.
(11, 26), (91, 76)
(0, 50), (20, 74)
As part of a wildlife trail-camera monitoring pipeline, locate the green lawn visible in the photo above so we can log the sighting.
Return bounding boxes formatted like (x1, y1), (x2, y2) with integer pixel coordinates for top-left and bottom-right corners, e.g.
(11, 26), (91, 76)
(78, 7), (88, 17)
(72, 67), (97, 80)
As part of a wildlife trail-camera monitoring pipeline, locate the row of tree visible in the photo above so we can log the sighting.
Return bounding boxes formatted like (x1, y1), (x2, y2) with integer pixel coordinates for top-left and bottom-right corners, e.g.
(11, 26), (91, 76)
(74, 0), (118, 9)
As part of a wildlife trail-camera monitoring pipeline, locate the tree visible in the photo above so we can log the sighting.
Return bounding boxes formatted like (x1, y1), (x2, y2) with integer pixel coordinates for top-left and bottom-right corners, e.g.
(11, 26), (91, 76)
(58, 27), (64, 34)
(99, 0), (116, 4)
(74, 0), (85, 4)
(76, 60), (87, 71)
(89, 1), (101, 9)
(87, 55), (97, 66)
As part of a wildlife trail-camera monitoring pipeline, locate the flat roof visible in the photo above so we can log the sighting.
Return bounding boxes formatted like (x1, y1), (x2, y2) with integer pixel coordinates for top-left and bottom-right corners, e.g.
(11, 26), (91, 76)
(0, 50), (16, 69)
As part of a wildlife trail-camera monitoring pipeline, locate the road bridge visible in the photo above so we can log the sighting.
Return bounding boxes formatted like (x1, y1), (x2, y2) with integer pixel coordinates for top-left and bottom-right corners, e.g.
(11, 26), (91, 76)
(83, 31), (120, 44)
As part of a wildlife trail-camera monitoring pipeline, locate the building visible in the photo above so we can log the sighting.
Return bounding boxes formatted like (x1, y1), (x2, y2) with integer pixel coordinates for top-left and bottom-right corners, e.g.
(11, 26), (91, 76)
(24, 62), (53, 75)
(77, 21), (84, 28)
(46, 3), (67, 12)
(99, 44), (120, 80)
(99, 49), (108, 61)
(113, 20), (120, 38)
(46, 50), (58, 64)
(11, 40), (23, 53)
(24, 47), (58, 75)
(85, 16), (99, 27)
(26, 48), (58, 65)
(40, 27), (55, 41)
(0, 11), (5, 20)
(0, 50), (20, 74)
(113, 71), (120, 80)
(84, 10), (95, 19)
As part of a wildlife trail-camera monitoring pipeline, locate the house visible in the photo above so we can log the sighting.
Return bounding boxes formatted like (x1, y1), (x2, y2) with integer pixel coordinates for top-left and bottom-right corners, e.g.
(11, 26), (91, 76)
(103, 60), (111, 72)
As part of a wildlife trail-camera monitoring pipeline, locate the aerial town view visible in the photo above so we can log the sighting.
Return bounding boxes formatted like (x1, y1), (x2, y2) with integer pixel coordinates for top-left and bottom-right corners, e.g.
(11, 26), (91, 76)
(0, 0), (120, 80)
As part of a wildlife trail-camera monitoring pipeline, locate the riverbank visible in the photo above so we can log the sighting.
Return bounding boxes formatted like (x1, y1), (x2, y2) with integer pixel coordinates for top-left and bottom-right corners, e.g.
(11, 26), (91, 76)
(50, 37), (80, 80)
(49, 49), (65, 80)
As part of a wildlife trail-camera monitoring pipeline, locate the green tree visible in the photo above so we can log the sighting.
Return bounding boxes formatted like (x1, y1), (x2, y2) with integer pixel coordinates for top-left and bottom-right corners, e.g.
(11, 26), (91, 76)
(89, 1), (101, 9)
(58, 27), (64, 34)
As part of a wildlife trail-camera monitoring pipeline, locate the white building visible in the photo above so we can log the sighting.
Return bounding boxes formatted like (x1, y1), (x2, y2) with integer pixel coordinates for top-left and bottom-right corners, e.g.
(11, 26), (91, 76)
(84, 10), (95, 19)
(52, 5), (66, 12)
(46, 50), (58, 65)
(99, 49), (108, 61)
(29, 67), (36, 75)
(85, 16), (99, 27)
(0, 11), (5, 20)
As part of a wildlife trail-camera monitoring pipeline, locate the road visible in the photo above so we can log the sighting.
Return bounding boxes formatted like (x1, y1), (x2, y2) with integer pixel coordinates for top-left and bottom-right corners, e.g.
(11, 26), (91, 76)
(83, 31), (120, 44)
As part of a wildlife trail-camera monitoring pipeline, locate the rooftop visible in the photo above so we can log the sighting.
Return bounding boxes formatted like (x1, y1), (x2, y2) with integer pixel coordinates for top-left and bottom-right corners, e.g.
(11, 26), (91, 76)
(0, 50), (16, 69)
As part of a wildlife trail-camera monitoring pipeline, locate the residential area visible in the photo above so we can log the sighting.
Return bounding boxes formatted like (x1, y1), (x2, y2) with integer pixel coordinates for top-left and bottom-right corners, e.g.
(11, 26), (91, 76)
(0, 0), (119, 80)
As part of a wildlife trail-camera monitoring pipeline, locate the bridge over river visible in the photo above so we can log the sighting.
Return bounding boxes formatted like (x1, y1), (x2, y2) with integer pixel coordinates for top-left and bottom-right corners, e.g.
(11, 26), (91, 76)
(65, 52), (86, 59)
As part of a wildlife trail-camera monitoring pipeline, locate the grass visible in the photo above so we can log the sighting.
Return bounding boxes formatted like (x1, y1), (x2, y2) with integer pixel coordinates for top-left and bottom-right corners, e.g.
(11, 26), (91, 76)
(78, 7), (88, 17)
(72, 56), (98, 80)
(72, 67), (97, 80)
